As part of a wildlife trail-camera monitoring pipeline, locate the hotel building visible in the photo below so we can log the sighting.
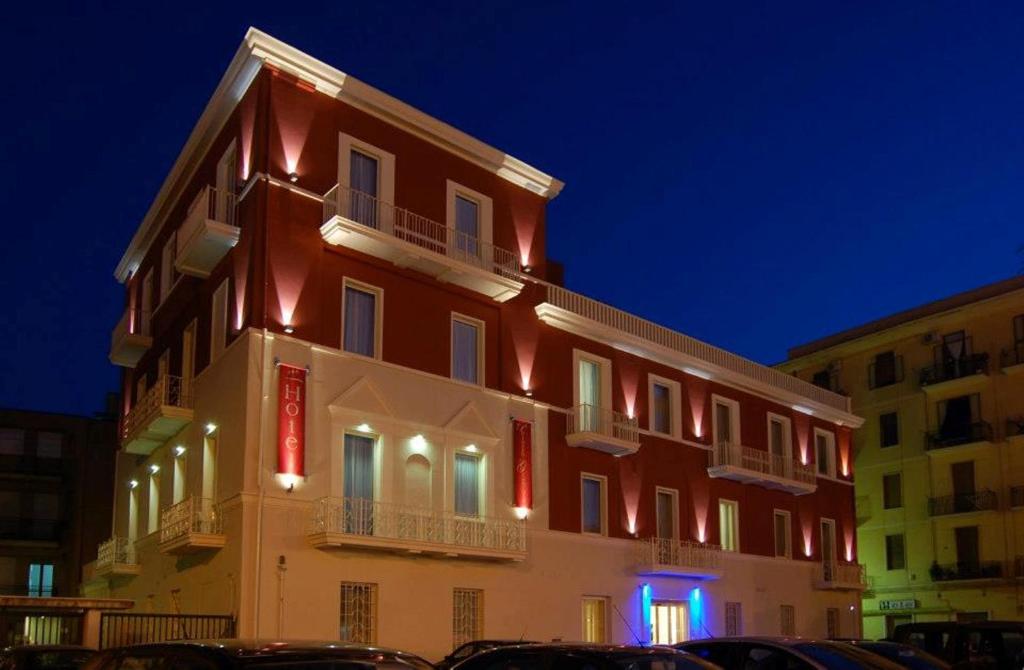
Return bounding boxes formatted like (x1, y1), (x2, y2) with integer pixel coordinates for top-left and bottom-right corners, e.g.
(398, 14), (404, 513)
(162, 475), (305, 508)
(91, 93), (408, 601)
(88, 29), (864, 659)
(782, 277), (1024, 638)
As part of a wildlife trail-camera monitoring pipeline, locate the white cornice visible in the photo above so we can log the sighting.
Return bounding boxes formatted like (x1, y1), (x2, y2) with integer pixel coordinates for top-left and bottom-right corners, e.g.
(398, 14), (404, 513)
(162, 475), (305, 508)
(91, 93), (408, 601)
(115, 27), (564, 283)
(535, 303), (863, 428)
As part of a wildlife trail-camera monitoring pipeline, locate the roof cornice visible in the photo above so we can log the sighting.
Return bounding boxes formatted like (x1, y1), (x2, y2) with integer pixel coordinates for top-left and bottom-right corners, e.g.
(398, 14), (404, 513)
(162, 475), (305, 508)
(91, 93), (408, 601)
(115, 27), (564, 283)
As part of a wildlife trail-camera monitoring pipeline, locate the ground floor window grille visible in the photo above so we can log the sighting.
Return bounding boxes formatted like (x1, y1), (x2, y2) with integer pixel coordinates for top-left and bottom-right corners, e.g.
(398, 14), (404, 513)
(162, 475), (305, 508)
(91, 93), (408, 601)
(725, 602), (742, 636)
(582, 597), (608, 643)
(826, 608), (839, 639)
(340, 582), (377, 644)
(453, 588), (483, 648)
(780, 604), (795, 636)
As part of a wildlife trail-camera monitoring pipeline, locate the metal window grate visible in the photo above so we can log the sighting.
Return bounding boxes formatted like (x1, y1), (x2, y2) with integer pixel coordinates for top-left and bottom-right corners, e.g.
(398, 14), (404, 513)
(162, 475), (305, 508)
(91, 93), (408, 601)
(453, 588), (483, 648)
(340, 582), (377, 644)
(780, 604), (795, 636)
(725, 602), (742, 636)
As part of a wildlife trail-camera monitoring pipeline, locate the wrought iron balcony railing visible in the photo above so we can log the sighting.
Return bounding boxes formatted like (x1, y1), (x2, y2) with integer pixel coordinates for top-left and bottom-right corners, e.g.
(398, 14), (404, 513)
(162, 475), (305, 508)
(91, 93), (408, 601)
(159, 497), (222, 545)
(925, 421), (992, 450)
(635, 537), (722, 574)
(928, 490), (998, 516)
(931, 560), (1003, 582)
(121, 375), (192, 443)
(96, 536), (136, 569)
(1001, 342), (1024, 368)
(920, 347), (989, 386)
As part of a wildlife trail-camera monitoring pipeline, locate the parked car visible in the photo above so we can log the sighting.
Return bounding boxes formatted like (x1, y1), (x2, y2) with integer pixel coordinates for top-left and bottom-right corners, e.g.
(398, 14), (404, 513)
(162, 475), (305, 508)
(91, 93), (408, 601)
(436, 640), (538, 669)
(81, 640), (434, 669)
(0, 646), (94, 670)
(891, 622), (1024, 670)
(846, 641), (950, 670)
(678, 637), (907, 670)
(451, 643), (718, 669)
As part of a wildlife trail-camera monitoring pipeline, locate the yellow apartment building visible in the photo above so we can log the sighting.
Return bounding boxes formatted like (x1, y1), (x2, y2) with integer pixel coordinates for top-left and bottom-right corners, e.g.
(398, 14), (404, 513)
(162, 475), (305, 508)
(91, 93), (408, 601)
(780, 276), (1024, 638)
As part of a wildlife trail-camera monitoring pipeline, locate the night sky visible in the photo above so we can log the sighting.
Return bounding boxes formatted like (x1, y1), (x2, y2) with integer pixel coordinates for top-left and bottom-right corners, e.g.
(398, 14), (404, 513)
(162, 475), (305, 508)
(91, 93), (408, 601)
(2, 2), (1021, 417)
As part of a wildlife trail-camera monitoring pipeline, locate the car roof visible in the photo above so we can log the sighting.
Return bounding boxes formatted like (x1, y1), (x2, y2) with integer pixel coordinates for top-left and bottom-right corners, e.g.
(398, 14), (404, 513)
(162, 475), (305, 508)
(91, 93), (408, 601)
(3, 646), (93, 653)
(681, 637), (820, 647)
(895, 622), (1024, 630)
(113, 640), (421, 658)
(476, 643), (686, 655)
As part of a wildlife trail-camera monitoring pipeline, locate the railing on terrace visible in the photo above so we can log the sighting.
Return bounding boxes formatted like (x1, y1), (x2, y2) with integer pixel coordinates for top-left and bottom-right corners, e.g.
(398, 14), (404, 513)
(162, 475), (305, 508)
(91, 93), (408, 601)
(821, 561), (867, 586)
(322, 184), (520, 278)
(112, 308), (150, 344)
(931, 560), (1003, 582)
(96, 536), (136, 568)
(309, 496), (526, 554)
(920, 342), (989, 386)
(928, 490), (998, 516)
(180, 186), (237, 236)
(925, 421), (992, 450)
(541, 285), (850, 412)
(636, 537), (722, 572)
(122, 375), (192, 441)
(710, 442), (817, 486)
(160, 497), (222, 544)
(567, 404), (639, 443)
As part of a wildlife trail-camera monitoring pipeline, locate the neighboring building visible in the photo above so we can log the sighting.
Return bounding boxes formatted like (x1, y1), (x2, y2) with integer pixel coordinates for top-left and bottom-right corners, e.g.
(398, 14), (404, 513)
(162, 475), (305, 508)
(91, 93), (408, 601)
(90, 28), (864, 659)
(781, 276), (1024, 638)
(0, 397), (118, 599)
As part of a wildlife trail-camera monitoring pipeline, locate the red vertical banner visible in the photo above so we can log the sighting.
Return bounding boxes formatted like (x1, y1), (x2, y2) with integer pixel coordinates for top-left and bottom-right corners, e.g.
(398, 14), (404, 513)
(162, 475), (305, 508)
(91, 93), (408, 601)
(277, 364), (306, 477)
(512, 419), (533, 510)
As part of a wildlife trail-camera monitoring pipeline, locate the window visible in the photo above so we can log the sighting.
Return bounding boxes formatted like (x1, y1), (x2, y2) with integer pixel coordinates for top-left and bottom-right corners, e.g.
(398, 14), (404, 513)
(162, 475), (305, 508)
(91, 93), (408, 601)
(451, 315), (483, 384)
(581, 597), (608, 643)
(826, 608), (840, 639)
(342, 281), (382, 358)
(815, 429), (836, 478)
(0, 429), (24, 455)
(338, 133), (395, 229)
(712, 396), (740, 448)
(767, 413), (792, 462)
(160, 233), (178, 304)
(339, 582), (377, 644)
(349, 150), (379, 227)
(725, 602), (743, 636)
(880, 412), (899, 448)
(454, 453), (480, 517)
(812, 370), (831, 390)
(651, 601), (689, 645)
(446, 181), (494, 263)
(453, 588), (483, 648)
(719, 499), (739, 552)
(202, 432), (218, 502)
(648, 375), (681, 437)
(885, 534), (906, 570)
(36, 432), (62, 458)
(173, 448), (186, 505)
(210, 279), (228, 361)
(883, 473), (903, 509)
(574, 350), (611, 433)
(780, 605), (795, 636)
(147, 470), (161, 534)
(870, 351), (901, 389)
(656, 488), (678, 540)
(27, 563), (53, 597)
(581, 474), (606, 535)
(773, 510), (792, 558)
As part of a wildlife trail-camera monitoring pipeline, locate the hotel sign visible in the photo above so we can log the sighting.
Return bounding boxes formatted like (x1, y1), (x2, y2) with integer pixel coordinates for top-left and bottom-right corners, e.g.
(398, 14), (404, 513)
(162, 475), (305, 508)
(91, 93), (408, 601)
(879, 599), (917, 611)
(512, 419), (533, 511)
(277, 364), (306, 478)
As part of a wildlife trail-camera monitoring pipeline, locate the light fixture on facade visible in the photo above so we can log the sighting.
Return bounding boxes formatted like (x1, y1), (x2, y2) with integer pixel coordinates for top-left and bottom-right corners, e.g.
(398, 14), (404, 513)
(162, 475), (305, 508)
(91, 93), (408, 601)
(524, 389), (533, 398)
(149, 464), (160, 475)
(356, 423), (372, 434)
(206, 423), (218, 435)
(277, 473), (300, 493)
(410, 434), (427, 452)
(128, 479), (139, 489)
(283, 325), (294, 334)
(288, 172), (298, 183)
(464, 444), (478, 453)
(513, 506), (529, 520)
(522, 265), (532, 274)
(174, 445), (186, 457)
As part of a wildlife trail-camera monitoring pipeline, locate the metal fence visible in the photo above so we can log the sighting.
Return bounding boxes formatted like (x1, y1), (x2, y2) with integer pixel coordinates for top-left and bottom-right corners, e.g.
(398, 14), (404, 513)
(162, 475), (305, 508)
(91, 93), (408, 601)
(99, 613), (235, 649)
(0, 610), (82, 646)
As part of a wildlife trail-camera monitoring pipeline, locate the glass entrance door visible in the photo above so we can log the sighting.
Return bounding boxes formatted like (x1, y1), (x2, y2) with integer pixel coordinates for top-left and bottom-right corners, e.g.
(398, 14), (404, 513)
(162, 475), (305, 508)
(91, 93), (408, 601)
(651, 601), (689, 645)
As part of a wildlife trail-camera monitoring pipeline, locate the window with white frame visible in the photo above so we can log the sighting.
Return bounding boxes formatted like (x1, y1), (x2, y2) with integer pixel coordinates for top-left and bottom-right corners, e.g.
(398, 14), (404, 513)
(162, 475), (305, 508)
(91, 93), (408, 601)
(767, 413), (792, 462)
(582, 597), (608, 643)
(160, 232), (178, 304)
(339, 582), (377, 644)
(719, 499), (739, 552)
(342, 280), (382, 358)
(453, 588), (483, 648)
(581, 474), (607, 535)
(815, 429), (837, 478)
(446, 181), (493, 262)
(780, 605), (795, 636)
(210, 279), (228, 361)
(649, 375), (681, 438)
(712, 396), (740, 448)
(773, 509), (792, 558)
(574, 350), (612, 433)
(451, 314), (483, 384)
(338, 134), (395, 230)
(725, 602), (743, 636)
(656, 488), (679, 540)
(454, 453), (480, 517)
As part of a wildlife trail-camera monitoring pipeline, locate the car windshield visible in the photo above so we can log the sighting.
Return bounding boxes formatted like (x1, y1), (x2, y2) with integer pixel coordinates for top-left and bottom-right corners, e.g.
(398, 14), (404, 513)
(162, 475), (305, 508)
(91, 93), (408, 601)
(794, 643), (903, 670)
(855, 643), (949, 670)
(25, 650), (95, 670)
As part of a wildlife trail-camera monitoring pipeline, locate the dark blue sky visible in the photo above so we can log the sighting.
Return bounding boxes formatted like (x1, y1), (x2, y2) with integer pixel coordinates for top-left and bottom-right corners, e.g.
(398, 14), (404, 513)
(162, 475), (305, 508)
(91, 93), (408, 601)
(1, 1), (1021, 416)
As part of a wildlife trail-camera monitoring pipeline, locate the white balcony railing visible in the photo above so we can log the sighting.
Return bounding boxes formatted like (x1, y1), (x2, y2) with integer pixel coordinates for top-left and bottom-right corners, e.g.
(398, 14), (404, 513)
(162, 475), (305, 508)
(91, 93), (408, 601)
(112, 307), (151, 343)
(160, 496), (222, 545)
(636, 537), (722, 573)
(183, 185), (237, 235)
(820, 561), (867, 588)
(309, 496), (526, 555)
(322, 184), (521, 279)
(710, 442), (816, 487)
(568, 404), (640, 444)
(122, 375), (192, 443)
(96, 536), (136, 569)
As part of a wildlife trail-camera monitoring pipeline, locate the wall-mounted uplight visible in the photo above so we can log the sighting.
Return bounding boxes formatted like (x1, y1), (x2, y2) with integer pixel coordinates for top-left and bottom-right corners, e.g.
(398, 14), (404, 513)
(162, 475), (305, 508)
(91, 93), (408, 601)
(410, 434), (427, 452)
(464, 444), (478, 453)
(356, 423), (372, 434)
(524, 389), (533, 398)
(522, 265), (532, 274)
(128, 479), (139, 490)
(174, 445), (187, 457)
(277, 472), (300, 493)
(513, 506), (530, 520)
(149, 464), (160, 475)
(283, 325), (294, 334)
(205, 423), (218, 435)
(288, 172), (298, 183)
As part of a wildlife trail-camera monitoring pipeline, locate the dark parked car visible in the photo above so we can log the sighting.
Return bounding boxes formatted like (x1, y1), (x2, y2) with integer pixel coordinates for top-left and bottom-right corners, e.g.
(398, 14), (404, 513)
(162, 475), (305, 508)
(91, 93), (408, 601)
(679, 637), (906, 670)
(452, 643), (718, 669)
(436, 641), (538, 669)
(82, 640), (434, 669)
(891, 622), (1024, 670)
(0, 646), (94, 670)
(846, 641), (949, 670)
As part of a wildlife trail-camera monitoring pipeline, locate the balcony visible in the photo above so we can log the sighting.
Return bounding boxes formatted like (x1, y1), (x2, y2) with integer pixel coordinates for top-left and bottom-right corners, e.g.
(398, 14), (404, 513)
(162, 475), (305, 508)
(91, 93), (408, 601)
(94, 537), (140, 578)
(707, 443), (817, 495)
(815, 561), (868, 590)
(158, 497), (224, 555)
(307, 496), (526, 561)
(925, 421), (993, 452)
(920, 349), (990, 395)
(109, 308), (152, 368)
(320, 185), (524, 302)
(928, 490), (998, 516)
(634, 537), (722, 580)
(1011, 485), (1024, 509)
(1001, 343), (1024, 375)
(564, 404), (640, 456)
(1007, 417), (1024, 441)
(175, 186), (239, 278)
(931, 560), (1003, 582)
(122, 376), (193, 455)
